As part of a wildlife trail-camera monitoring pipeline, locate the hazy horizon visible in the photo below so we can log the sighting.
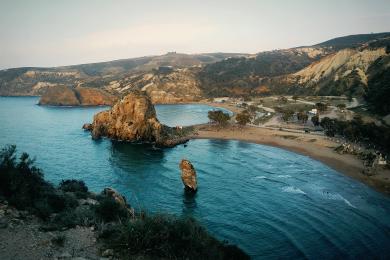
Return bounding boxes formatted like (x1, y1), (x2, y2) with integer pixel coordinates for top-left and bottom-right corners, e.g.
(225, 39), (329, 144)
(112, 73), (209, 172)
(1, 0), (390, 70)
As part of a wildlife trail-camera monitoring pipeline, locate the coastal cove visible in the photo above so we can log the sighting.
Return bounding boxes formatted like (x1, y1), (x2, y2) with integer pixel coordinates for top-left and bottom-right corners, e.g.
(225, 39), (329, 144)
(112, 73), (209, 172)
(1, 97), (390, 258)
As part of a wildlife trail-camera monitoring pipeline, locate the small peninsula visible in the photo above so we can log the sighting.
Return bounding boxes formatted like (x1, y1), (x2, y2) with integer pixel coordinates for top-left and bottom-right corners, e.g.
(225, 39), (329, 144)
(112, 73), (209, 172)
(38, 86), (117, 106)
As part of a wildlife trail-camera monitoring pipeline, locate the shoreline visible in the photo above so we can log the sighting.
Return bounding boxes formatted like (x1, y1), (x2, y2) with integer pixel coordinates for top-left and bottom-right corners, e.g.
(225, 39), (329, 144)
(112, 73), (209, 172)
(189, 124), (390, 195)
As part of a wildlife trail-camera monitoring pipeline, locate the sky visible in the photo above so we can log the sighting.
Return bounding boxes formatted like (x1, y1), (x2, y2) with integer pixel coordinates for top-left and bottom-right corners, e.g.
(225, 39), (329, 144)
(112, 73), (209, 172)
(0, 0), (389, 69)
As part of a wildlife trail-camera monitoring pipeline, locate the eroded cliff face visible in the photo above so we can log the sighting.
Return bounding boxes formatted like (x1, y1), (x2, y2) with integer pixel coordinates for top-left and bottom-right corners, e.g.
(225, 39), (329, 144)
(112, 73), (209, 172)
(106, 68), (203, 104)
(38, 86), (117, 106)
(88, 91), (189, 147)
(38, 85), (80, 106)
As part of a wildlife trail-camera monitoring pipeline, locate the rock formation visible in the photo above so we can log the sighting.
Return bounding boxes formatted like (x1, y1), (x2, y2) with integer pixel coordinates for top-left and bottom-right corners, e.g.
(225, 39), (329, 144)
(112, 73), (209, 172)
(102, 187), (128, 207)
(38, 85), (80, 106)
(179, 159), (197, 192)
(85, 91), (189, 147)
(38, 86), (117, 106)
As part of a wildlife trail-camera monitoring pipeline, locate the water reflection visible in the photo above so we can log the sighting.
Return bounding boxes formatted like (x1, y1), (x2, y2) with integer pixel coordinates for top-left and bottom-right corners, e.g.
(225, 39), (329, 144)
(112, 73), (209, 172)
(109, 140), (166, 169)
(182, 190), (198, 215)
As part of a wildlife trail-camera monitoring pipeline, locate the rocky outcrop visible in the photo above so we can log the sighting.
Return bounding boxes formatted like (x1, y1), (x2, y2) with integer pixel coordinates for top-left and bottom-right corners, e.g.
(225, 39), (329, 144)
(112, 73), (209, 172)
(38, 86), (117, 106)
(102, 187), (128, 207)
(179, 159), (198, 192)
(82, 123), (92, 131)
(38, 85), (80, 106)
(106, 68), (203, 104)
(86, 91), (189, 147)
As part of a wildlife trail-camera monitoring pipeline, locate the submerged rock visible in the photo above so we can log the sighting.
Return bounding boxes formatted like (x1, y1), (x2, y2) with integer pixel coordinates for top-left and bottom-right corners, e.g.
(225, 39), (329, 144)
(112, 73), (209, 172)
(82, 123), (92, 131)
(85, 91), (189, 147)
(180, 159), (198, 192)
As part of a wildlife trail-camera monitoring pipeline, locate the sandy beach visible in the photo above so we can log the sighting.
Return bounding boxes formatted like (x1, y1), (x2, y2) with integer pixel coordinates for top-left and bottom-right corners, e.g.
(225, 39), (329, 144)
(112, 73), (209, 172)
(190, 102), (390, 195)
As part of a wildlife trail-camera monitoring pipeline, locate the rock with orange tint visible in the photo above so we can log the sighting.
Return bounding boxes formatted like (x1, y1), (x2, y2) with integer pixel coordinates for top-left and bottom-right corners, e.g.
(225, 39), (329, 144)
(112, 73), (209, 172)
(38, 85), (80, 106)
(87, 90), (189, 147)
(38, 86), (117, 106)
(179, 159), (197, 192)
(75, 87), (117, 106)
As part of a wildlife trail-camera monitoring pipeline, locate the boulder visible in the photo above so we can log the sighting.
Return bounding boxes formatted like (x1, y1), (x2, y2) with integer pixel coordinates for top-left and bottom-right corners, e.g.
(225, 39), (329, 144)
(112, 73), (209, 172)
(101, 188), (128, 207)
(101, 187), (135, 217)
(82, 123), (92, 131)
(86, 91), (189, 147)
(179, 159), (197, 192)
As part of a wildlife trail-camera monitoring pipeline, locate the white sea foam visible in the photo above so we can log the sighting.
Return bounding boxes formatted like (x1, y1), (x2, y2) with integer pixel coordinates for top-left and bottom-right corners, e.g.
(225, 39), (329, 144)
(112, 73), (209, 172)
(254, 176), (267, 179)
(277, 175), (291, 178)
(282, 186), (306, 194)
(322, 191), (356, 208)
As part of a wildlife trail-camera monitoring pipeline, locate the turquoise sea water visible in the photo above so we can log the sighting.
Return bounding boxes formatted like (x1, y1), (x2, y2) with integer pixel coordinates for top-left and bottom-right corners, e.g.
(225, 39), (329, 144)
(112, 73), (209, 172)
(0, 97), (389, 259)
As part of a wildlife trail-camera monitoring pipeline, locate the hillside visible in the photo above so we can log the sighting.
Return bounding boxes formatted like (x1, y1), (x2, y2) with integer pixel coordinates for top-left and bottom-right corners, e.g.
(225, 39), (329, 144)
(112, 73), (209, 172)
(1, 32), (389, 112)
(0, 52), (245, 96)
(314, 32), (390, 50)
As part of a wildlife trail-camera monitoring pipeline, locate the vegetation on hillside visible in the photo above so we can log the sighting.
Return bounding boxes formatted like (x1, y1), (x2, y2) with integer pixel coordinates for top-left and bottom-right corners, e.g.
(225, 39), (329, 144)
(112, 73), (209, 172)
(365, 55), (390, 115)
(320, 116), (390, 155)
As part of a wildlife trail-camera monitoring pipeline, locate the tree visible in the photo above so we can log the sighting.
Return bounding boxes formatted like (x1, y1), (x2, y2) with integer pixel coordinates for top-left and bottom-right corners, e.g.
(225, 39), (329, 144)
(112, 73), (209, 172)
(315, 102), (328, 113)
(208, 110), (231, 126)
(320, 117), (337, 137)
(280, 109), (294, 122)
(336, 104), (346, 111)
(248, 105), (258, 114)
(236, 112), (251, 126)
(292, 95), (299, 102)
(311, 115), (320, 126)
(297, 111), (308, 124)
(278, 96), (288, 104)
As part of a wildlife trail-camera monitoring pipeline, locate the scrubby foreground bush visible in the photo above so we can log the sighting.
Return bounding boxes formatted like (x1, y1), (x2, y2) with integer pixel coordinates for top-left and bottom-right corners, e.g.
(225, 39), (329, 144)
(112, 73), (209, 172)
(0, 145), (249, 259)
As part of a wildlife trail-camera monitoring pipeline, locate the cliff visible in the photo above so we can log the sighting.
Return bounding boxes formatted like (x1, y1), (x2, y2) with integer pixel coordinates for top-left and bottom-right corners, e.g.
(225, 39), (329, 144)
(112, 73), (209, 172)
(38, 86), (117, 106)
(87, 91), (190, 147)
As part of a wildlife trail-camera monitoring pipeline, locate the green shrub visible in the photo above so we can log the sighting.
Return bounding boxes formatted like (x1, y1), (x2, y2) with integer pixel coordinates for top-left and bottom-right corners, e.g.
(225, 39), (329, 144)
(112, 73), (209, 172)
(102, 214), (249, 260)
(51, 234), (66, 247)
(95, 197), (129, 222)
(59, 179), (88, 193)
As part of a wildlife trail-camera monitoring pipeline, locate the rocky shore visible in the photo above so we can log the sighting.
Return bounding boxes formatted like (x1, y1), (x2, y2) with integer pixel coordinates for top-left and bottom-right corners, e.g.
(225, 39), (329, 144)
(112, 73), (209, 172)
(0, 146), (249, 259)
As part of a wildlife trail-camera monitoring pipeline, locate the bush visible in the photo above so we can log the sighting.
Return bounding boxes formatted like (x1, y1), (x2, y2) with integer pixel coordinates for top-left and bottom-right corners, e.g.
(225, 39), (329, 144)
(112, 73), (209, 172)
(0, 145), (80, 220)
(208, 110), (231, 126)
(95, 197), (129, 222)
(236, 111), (251, 126)
(59, 179), (88, 193)
(102, 214), (249, 260)
(320, 117), (390, 154)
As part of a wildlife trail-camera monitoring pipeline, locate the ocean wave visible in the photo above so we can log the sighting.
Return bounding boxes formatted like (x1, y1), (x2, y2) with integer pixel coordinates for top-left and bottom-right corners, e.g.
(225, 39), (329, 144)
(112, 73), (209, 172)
(322, 191), (356, 208)
(253, 176), (267, 179)
(277, 175), (291, 178)
(282, 186), (306, 194)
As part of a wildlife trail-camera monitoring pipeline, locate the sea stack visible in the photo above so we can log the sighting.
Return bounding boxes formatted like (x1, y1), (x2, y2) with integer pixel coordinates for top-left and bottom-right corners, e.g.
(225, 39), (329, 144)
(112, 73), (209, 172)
(180, 159), (198, 193)
(84, 90), (189, 147)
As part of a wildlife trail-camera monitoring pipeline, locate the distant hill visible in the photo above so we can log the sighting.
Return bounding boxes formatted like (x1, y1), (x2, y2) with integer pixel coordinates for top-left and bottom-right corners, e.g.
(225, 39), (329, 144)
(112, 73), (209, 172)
(1, 32), (389, 113)
(314, 32), (390, 50)
(0, 52), (246, 96)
